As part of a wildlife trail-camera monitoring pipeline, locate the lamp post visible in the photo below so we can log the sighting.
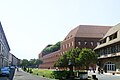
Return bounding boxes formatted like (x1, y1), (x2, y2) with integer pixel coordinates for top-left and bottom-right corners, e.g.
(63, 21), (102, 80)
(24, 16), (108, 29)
(68, 60), (74, 79)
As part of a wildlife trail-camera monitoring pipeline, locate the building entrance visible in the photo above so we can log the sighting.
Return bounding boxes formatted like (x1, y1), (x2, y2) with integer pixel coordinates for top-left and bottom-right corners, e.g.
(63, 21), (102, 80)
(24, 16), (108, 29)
(104, 62), (116, 71)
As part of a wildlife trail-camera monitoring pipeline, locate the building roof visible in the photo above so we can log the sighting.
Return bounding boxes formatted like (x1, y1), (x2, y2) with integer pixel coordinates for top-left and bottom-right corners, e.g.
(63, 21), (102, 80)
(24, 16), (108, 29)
(95, 23), (120, 50)
(103, 23), (120, 38)
(64, 25), (111, 40)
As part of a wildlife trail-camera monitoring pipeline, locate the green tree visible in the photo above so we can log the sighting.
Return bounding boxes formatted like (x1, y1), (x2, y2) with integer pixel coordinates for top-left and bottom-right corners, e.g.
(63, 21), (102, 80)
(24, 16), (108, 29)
(34, 59), (43, 67)
(20, 59), (29, 67)
(54, 48), (81, 69)
(77, 48), (98, 69)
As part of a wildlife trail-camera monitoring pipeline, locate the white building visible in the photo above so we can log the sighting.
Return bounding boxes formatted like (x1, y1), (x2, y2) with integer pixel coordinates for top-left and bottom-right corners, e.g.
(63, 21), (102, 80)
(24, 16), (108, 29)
(0, 22), (10, 68)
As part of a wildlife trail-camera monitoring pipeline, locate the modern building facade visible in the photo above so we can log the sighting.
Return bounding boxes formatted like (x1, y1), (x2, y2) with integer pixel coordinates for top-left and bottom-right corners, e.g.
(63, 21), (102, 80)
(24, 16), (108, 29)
(0, 22), (10, 68)
(39, 25), (111, 69)
(95, 23), (120, 72)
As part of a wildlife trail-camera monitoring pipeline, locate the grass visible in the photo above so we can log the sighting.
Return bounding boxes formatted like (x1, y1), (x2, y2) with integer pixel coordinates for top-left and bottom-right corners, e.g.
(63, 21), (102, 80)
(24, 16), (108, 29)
(32, 69), (55, 79)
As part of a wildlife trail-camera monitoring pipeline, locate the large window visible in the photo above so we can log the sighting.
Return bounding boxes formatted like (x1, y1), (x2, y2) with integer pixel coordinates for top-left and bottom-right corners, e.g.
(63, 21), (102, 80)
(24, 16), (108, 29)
(109, 32), (117, 41)
(98, 43), (120, 56)
(104, 62), (116, 71)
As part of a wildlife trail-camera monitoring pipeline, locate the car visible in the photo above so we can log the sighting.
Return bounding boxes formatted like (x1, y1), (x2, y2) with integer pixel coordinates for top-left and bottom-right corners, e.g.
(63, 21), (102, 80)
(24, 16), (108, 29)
(0, 67), (10, 77)
(10, 66), (15, 69)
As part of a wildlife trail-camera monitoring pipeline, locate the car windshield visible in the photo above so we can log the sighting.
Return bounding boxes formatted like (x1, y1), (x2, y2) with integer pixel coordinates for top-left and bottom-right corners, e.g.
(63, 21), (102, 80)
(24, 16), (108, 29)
(1, 67), (10, 71)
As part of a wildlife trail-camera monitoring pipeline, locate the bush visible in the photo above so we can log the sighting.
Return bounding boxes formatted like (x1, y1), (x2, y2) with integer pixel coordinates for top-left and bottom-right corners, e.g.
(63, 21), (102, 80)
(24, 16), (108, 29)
(29, 69), (33, 73)
(23, 67), (27, 71)
(52, 70), (70, 79)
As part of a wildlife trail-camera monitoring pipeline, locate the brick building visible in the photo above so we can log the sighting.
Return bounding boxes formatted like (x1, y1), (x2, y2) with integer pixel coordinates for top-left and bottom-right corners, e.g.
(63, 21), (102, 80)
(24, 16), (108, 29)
(95, 23), (120, 73)
(39, 25), (111, 69)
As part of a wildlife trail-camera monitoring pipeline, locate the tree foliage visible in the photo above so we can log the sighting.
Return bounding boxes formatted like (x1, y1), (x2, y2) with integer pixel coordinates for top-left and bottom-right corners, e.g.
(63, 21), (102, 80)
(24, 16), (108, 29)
(20, 59), (42, 68)
(20, 59), (29, 67)
(55, 48), (98, 70)
(43, 41), (61, 55)
(54, 48), (81, 68)
(77, 48), (98, 69)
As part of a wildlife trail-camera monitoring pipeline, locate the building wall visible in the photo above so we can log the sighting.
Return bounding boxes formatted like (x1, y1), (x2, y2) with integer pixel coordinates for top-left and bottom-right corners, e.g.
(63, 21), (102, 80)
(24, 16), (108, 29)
(39, 25), (111, 69)
(0, 22), (10, 68)
(95, 23), (120, 72)
(39, 50), (60, 69)
(75, 37), (100, 49)
(39, 37), (101, 69)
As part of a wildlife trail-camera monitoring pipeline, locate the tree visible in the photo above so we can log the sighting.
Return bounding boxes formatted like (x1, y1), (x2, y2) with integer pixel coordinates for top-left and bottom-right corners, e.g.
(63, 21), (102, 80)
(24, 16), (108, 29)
(20, 59), (29, 67)
(54, 48), (81, 69)
(35, 59), (43, 67)
(20, 59), (42, 68)
(55, 48), (98, 70)
(77, 48), (98, 69)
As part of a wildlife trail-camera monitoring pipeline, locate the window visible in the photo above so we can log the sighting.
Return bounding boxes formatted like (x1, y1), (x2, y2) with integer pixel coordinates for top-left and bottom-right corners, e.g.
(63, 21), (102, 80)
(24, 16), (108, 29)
(69, 43), (71, 47)
(104, 62), (116, 71)
(63, 45), (64, 49)
(97, 42), (100, 46)
(0, 43), (1, 53)
(66, 44), (67, 48)
(84, 42), (87, 45)
(78, 42), (81, 45)
(115, 45), (118, 53)
(117, 44), (120, 52)
(72, 42), (74, 46)
(109, 32), (117, 41)
(91, 42), (94, 46)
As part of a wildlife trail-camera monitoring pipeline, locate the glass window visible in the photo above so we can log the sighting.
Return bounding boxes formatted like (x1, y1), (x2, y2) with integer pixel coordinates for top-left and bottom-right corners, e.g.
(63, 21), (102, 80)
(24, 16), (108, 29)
(91, 42), (94, 46)
(97, 42), (100, 46)
(84, 42), (87, 45)
(72, 42), (74, 46)
(117, 44), (120, 52)
(66, 44), (67, 48)
(63, 45), (64, 49)
(78, 42), (81, 45)
(69, 43), (71, 47)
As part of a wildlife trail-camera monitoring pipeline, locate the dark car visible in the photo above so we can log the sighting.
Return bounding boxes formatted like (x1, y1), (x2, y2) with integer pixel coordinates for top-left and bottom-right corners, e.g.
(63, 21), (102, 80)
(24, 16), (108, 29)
(0, 67), (10, 77)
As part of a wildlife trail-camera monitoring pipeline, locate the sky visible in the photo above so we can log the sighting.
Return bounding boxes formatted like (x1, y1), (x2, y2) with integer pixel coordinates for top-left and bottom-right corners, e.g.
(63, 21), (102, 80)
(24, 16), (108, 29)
(0, 0), (120, 60)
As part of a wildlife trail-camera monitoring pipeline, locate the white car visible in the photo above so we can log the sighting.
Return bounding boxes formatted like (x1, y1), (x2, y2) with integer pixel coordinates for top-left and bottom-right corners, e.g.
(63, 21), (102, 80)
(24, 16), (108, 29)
(0, 67), (10, 77)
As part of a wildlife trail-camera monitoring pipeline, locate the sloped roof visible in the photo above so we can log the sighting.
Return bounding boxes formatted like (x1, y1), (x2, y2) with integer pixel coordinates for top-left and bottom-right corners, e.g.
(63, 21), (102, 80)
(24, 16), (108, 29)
(95, 23), (120, 49)
(103, 23), (120, 38)
(64, 25), (111, 40)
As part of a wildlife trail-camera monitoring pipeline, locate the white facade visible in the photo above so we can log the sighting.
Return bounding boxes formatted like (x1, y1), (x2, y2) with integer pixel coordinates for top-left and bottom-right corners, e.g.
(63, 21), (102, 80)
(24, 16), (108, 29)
(0, 22), (10, 68)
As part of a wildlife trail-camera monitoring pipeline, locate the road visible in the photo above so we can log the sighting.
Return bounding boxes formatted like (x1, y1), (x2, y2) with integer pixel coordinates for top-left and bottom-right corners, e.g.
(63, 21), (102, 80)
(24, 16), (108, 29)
(13, 69), (50, 80)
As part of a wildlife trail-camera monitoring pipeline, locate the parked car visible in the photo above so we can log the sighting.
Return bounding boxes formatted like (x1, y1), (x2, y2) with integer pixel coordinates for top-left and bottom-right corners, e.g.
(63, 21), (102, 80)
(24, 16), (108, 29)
(0, 67), (10, 77)
(10, 66), (16, 69)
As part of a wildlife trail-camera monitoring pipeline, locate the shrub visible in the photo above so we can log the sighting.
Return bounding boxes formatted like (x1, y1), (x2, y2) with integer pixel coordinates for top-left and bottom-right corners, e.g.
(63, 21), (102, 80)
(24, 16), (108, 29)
(52, 70), (70, 79)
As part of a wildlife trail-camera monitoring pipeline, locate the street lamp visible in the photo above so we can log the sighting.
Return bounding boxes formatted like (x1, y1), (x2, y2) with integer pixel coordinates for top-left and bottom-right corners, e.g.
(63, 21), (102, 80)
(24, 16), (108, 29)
(68, 60), (74, 79)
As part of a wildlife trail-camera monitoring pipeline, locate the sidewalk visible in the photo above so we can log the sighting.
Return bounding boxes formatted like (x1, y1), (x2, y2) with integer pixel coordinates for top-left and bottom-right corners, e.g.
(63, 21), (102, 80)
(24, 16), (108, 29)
(88, 70), (120, 76)
(13, 68), (53, 80)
